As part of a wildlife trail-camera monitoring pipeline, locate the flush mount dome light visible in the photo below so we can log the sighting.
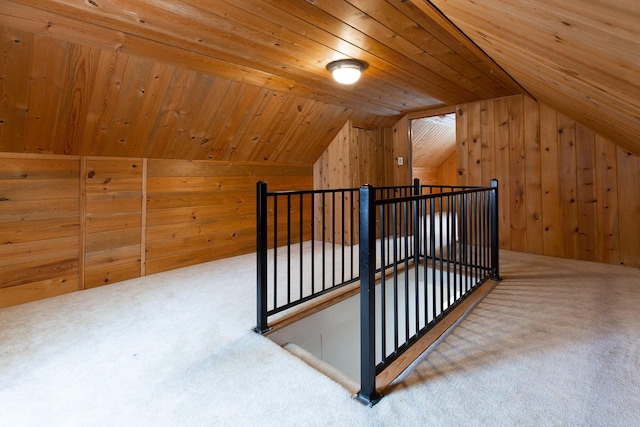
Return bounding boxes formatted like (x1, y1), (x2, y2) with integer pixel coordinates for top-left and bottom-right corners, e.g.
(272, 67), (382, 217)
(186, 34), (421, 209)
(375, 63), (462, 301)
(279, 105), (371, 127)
(326, 59), (368, 85)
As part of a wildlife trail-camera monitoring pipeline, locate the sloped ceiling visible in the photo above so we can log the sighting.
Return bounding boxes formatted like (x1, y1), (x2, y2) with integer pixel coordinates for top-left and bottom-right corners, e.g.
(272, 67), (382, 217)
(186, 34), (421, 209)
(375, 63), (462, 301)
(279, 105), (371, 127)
(425, 0), (640, 155)
(1, 0), (637, 162)
(0, 0), (520, 163)
(411, 114), (456, 169)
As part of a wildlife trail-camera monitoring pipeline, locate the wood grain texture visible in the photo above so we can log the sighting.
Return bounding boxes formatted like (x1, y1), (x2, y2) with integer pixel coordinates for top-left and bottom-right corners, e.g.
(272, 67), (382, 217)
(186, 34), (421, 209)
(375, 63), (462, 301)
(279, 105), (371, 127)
(0, 20), (395, 164)
(539, 104), (562, 257)
(437, 152), (458, 185)
(457, 95), (640, 268)
(0, 152), (315, 306)
(523, 96), (543, 254)
(313, 121), (399, 244)
(429, 0), (640, 155)
(2, 0), (639, 163)
(411, 114), (456, 170)
(0, 27), (31, 151)
(146, 158), (313, 274)
(0, 0), (524, 163)
(3, 0), (517, 111)
(83, 157), (143, 288)
(0, 153), (80, 301)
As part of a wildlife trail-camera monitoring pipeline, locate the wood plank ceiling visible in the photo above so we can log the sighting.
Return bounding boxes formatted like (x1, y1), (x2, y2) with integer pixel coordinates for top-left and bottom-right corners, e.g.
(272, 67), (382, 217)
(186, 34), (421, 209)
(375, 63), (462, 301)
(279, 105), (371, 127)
(411, 114), (456, 169)
(425, 0), (640, 156)
(0, 0), (521, 163)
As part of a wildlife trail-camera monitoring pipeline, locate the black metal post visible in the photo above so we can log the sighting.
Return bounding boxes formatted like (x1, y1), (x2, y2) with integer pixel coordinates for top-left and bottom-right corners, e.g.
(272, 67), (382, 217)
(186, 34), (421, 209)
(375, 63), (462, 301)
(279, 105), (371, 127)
(254, 181), (270, 334)
(413, 177), (421, 195)
(357, 185), (381, 406)
(490, 179), (501, 281)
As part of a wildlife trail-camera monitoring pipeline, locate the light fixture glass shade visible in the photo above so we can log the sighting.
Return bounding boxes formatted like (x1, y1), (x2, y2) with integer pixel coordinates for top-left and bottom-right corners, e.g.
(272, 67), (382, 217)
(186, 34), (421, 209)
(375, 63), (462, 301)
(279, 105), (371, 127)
(326, 59), (368, 85)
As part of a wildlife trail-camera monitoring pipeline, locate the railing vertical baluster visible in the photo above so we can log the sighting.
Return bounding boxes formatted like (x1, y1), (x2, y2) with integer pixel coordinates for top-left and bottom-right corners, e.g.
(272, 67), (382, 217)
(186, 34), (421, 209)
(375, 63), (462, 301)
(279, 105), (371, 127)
(287, 194), (291, 304)
(273, 195), (278, 310)
(380, 203), (386, 365)
(255, 181), (269, 333)
(392, 202), (399, 352)
(470, 193), (478, 288)
(422, 198), (429, 324)
(483, 191), (488, 276)
(299, 194), (304, 299)
(430, 198), (437, 317)
(403, 200), (410, 343)
(385, 190), (391, 268)
(477, 193), (481, 284)
(438, 195), (444, 309)
(479, 192), (484, 278)
(332, 192), (336, 288)
(322, 192), (326, 291)
(311, 193), (315, 295)
(452, 194), (459, 301)
(462, 193), (468, 293)
(358, 185), (380, 406)
(350, 190), (355, 279)
(446, 195), (452, 303)
(341, 191), (346, 285)
(413, 198), (420, 334)
(490, 179), (501, 281)
(455, 192), (461, 290)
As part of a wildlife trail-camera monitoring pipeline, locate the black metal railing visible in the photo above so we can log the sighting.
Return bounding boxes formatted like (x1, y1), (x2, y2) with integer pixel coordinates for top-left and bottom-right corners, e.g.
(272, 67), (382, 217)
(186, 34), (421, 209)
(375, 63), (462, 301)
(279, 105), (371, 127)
(255, 179), (499, 406)
(357, 179), (499, 404)
(255, 182), (416, 333)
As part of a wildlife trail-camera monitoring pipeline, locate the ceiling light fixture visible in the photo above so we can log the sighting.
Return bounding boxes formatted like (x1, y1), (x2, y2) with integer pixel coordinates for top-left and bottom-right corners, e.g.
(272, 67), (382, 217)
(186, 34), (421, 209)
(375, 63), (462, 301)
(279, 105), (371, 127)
(326, 59), (368, 85)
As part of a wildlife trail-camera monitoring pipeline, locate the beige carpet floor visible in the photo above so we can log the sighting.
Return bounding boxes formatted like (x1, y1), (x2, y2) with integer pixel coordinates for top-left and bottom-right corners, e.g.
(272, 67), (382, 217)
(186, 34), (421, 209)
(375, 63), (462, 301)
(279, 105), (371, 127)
(1, 249), (639, 426)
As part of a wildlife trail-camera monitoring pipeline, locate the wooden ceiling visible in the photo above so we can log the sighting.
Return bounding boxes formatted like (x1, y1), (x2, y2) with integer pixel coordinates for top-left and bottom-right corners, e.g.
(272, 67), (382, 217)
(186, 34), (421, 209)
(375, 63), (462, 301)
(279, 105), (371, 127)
(1, 0), (638, 163)
(427, 0), (640, 155)
(0, 0), (520, 163)
(411, 114), (456, 169)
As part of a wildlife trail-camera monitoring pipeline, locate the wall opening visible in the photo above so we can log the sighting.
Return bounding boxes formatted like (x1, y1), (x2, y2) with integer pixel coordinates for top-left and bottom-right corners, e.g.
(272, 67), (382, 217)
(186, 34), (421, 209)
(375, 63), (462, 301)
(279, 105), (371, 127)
(410, 113), (457, 185)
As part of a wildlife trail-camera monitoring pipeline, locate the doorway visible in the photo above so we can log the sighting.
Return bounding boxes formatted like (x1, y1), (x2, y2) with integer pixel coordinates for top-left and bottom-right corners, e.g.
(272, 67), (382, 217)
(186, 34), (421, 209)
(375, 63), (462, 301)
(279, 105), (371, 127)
(410, 113), (457, 185)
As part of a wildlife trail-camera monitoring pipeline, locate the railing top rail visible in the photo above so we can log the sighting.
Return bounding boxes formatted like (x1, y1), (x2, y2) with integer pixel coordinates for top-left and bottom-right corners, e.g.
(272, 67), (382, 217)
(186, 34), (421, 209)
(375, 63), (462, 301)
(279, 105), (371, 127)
(257, 179), (490, 198)
(373, 185), (415, 191)
(259, 182), (414, 197)
(421, 184), (486, 190)
(370, 186), (494, 206)
(263, 187), (358, 197)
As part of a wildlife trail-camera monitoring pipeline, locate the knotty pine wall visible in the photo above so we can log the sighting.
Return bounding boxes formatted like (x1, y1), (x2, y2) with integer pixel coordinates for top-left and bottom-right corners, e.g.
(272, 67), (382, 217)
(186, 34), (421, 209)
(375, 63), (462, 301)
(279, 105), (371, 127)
(0, 153), (312, 308)
(145, 160), (312, 274)
(313, 121), (397, 244)
(314, 121), (396, 190)
(413, 152), (457, 186)
(0, 154), (81, 306)
(84, 158), (144, 288)
(456, 94), (640, 268)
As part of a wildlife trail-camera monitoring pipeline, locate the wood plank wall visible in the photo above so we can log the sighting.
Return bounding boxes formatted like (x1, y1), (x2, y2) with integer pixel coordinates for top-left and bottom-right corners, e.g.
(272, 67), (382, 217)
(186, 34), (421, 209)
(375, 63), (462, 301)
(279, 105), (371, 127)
(145, 160), (312, 274)
(84, 158), (144, 288)
(0, 154), (81, 307)
(413, 152), (457, 186)
(313, 121), (396, 243)
(456, 94), (640, 268)
(0, 153), (312, 308)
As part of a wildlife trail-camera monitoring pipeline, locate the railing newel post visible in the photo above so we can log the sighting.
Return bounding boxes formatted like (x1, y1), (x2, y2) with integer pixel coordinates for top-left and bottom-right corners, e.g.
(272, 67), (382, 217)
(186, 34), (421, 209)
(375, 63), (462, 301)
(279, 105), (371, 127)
(357, 184), (381, 406)
(254, 181), (270, 334)
(490, 179), (502, 282)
